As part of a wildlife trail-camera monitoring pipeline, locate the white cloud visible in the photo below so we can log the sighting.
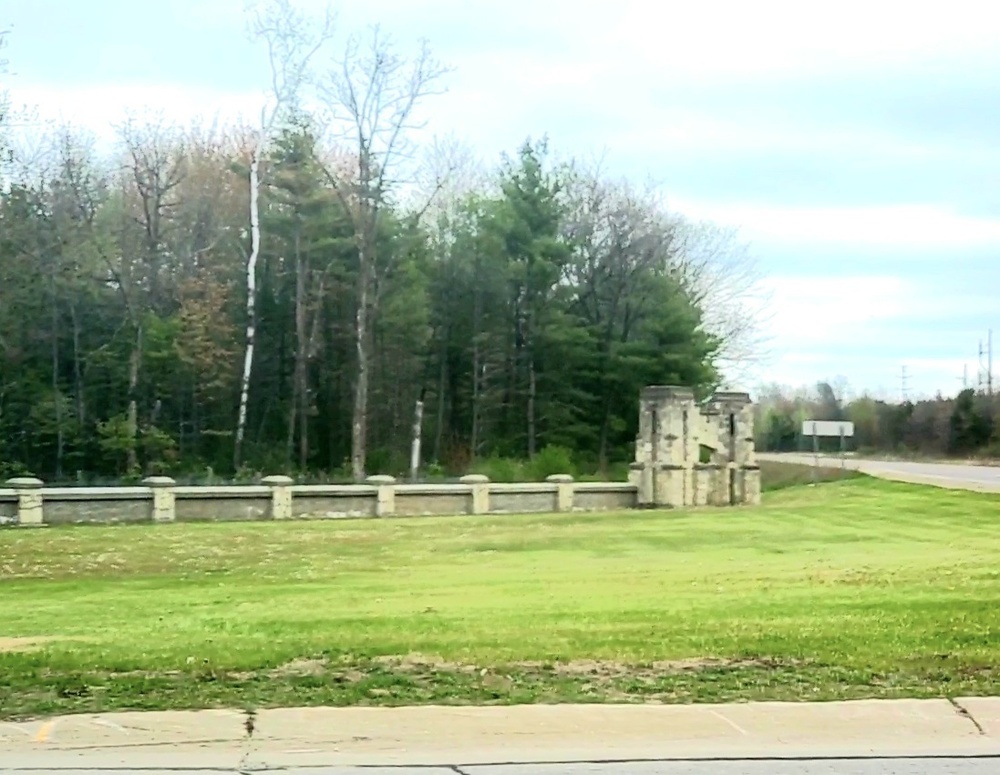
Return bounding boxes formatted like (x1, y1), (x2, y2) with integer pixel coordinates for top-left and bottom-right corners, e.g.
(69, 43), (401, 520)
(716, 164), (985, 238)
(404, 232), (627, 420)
(759, 274), (914, 349)
(9, 82), (268, 149)
(672, 199), (1000, 250)
(747, 273), (986, 399)
(613, 0), (999, 82)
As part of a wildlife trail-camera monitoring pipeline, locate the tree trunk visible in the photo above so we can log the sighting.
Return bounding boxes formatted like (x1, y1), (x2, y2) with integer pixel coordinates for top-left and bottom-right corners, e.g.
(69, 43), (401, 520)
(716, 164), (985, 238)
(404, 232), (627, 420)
(351, 241), (370, 481)
(70, 300), (85, 426)
(597, 393), (613, 475)
(126, 324), (142, 474)
(234, 146), (262, 470)
(527, 352), (537, 459)
(294, 233), (309, 471)
(470, 281), (483, 460)
(433, 329), (447, 463)
(410, 395), (424, 482)
(50, 277), (64, 480)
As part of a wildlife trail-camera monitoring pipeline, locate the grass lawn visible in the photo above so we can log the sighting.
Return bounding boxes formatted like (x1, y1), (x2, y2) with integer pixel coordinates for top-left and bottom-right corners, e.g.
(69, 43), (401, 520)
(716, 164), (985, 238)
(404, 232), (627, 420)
(2, 470), (999, 719)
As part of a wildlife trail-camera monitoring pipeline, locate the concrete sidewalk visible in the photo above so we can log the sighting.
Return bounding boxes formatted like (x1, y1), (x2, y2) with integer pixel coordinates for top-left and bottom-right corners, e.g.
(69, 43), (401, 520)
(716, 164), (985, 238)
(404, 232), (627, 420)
(3, 698), (1000, 770)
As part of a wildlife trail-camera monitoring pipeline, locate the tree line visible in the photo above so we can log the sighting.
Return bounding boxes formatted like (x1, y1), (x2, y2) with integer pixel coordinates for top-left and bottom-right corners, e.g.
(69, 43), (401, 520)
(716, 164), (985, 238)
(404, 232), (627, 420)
(756, 381), (999, 458)
(0, 8), (766, 484)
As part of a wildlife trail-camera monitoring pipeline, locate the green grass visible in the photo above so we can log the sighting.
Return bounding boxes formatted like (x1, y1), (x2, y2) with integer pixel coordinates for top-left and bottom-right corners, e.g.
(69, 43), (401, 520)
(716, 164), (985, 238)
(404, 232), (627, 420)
(2, 473), (1000, 719)
(759, 459), (865, 491)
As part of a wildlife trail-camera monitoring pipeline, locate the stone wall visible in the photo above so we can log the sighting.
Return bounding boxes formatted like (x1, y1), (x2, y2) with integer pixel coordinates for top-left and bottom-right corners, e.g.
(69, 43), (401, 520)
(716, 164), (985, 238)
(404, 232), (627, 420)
(0, 474), (637, 527)
(0, 487), (17, 524)
(0, 386), (762, 528)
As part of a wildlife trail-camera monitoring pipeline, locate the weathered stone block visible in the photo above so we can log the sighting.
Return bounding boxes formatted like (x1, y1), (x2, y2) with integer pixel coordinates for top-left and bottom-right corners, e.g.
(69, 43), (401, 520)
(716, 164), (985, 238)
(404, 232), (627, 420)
(459, 474), (490, 514)
(6, 477), (44, 526)
(366, 475), (396, 517)
(143, 476), (177, 523)
(262, 475), (294, 520)
(546, 474), (575, 512)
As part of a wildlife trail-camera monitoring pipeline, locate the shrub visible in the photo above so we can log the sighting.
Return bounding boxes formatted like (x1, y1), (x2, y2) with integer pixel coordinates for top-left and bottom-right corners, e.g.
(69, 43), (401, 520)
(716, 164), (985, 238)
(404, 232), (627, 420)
(526, 445), (576, 481)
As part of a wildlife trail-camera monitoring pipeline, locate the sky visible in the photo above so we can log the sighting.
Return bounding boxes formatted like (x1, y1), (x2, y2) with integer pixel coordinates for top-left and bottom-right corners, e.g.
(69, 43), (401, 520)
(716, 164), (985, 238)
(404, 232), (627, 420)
(3, 0), (999, 401)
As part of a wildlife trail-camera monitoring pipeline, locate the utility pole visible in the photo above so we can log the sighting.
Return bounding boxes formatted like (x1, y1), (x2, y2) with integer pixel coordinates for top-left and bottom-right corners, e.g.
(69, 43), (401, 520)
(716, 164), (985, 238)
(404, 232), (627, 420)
(979, 339), (985, 392)
(989, 329), (993, 398)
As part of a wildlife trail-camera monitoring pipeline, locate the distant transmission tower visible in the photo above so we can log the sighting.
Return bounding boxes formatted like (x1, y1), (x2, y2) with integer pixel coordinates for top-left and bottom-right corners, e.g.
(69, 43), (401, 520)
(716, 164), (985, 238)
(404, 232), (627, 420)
(900, 365), (909, 402)
(990, 329), (994, 398)
(977, 330), (994, 396)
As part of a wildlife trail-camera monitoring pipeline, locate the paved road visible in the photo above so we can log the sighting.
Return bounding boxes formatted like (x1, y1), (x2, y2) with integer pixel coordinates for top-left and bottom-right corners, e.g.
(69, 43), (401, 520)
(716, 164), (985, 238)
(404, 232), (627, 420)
(760, 453), (1000, 493)
(7, 759), (1000, 774)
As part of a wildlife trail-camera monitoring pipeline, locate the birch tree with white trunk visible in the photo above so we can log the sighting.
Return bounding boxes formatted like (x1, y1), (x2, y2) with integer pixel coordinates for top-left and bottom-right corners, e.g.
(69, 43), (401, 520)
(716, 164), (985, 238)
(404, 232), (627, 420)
(234, 0), (334, 469)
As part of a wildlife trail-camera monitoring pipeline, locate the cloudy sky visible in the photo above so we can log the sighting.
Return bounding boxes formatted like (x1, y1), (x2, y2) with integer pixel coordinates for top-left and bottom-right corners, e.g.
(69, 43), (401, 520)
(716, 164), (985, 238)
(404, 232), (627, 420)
(4, 0), (999, 400)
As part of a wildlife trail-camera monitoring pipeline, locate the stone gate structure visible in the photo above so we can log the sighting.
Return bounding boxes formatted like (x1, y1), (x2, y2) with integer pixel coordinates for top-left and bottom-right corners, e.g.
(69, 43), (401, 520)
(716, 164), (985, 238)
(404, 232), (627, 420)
(628, 385), (761, 508)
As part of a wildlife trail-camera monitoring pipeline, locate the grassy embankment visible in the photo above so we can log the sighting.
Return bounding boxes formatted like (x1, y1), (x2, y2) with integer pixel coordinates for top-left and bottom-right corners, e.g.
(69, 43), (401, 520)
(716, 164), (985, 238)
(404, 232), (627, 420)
(2, 462), (996, 719)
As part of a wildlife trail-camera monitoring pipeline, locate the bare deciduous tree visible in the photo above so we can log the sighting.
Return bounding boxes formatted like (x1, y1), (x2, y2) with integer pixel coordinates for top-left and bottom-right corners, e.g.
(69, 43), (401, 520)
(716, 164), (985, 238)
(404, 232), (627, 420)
(114, 118), (186, 472)
(671, 218), (774, 387)
(0, 30), (13, 185)
(316, 26), (450, 480)
(235, 0), (334, 469)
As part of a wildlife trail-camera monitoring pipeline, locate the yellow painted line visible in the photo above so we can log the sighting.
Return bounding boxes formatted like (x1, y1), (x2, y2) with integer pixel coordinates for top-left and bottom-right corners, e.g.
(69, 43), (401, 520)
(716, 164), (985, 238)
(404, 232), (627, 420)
(34, 720), (54, 743)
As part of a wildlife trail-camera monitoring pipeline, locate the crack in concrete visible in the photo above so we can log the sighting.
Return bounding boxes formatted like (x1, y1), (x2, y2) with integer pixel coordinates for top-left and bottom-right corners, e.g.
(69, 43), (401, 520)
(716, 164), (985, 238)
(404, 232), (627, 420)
(237, 708), (258, 772)
(244, 709), (257, 738)
(949, 697), (986, 736)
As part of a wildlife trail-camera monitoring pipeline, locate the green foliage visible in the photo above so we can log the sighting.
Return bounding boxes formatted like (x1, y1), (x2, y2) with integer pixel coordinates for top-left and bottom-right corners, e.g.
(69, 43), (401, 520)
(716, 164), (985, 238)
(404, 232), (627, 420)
(469, 455), (526, 483)
(0, 128), (732, 484)
(525, 444), (576, 480)
(95, 414), (139, 476)
(758, 384), (999, 460)
(948, 388), (993, 454)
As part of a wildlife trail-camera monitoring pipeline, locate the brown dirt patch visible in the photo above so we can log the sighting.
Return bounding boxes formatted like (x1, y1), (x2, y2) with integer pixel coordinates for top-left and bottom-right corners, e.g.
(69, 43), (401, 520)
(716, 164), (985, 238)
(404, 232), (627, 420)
(372, 653), (798, 678)
(0, 636), (71, 653)
(270, 657), (329, 678)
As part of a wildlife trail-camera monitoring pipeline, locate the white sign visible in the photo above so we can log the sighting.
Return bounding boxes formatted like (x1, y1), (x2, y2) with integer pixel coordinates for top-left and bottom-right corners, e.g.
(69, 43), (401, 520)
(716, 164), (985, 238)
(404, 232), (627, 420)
(802, 420), (855, 438)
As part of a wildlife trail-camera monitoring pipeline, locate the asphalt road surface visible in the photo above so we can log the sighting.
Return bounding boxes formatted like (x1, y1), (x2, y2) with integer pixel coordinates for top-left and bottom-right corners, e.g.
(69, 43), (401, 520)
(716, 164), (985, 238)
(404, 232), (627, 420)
(8, 759), (1000, 774)
(761, 453), (1000, 492)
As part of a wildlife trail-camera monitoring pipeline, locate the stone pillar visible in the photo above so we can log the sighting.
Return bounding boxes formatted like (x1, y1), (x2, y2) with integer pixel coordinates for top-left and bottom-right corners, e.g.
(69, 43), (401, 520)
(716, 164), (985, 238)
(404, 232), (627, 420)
(7, 477), (44, 526)
(633, 386), (698, 508)
(547, 474), (574, 512)
(653, 464), (684, 508)
(691, 465), (710, 507)
(366, 475), (396, 517)
(142, 476), (177, 523)
(460, 474), (490, 515)
(629, 463), (652, 506)
(262, 475), (295, 520)
(740, 465), (762, 506)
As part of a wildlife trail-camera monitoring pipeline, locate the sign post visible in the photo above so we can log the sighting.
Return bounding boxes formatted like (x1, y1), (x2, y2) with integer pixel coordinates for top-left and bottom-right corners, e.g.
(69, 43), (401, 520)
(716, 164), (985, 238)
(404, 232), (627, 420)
(801, 420), (855, 483)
